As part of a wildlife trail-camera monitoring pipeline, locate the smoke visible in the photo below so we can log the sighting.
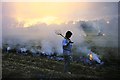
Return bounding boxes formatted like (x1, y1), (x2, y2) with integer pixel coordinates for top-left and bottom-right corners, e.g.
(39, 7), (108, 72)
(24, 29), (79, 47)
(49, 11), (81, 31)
(0, 3), (1, 48)
(0, 27), (1, 48)
(2, 16), (118, 55)
(0, 29), (1, 49)
(76, 46), (91, 57)
(93, 18), (118, 47)
(79, 17), (118, 47)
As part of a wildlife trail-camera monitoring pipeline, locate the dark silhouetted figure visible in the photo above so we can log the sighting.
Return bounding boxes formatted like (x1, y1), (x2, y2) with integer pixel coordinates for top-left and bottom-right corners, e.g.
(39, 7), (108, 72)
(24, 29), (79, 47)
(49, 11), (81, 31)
(62, 31), (73, 74)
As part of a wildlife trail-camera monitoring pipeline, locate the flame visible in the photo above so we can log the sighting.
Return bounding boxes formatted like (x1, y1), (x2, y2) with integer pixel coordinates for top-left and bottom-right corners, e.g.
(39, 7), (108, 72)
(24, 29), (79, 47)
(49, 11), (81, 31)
(89, 53), (93, 61)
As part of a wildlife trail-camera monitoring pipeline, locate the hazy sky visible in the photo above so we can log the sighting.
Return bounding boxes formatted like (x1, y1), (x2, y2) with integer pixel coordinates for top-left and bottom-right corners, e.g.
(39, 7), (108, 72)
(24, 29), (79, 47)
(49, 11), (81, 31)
(1, 0), (120, 2)
(2, 2), (118, 27)
(1, 1), (119, 49)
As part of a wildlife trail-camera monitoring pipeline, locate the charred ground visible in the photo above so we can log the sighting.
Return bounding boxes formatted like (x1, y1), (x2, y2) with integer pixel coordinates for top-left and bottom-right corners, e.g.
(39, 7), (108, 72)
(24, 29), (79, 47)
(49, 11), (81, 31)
(2, 46), (120, 80)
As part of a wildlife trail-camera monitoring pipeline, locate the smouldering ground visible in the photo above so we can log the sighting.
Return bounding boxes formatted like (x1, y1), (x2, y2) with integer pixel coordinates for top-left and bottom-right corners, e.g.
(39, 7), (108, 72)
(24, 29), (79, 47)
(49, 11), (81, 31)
(2, 50), (120, 80)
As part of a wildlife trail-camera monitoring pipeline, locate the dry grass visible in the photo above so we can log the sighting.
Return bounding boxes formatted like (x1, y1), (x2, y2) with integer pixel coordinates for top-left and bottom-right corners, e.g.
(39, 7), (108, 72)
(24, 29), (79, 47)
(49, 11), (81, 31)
(2, 48), (120, 80)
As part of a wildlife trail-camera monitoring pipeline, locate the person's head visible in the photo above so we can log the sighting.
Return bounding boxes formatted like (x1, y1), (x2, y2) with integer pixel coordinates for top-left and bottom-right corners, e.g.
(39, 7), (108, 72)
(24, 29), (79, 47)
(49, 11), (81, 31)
(65, 31), (72, 39)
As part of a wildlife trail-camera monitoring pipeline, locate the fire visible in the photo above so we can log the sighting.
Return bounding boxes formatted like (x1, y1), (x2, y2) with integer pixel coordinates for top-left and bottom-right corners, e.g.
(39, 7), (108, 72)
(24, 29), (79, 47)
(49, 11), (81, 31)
(89, 53), (93, 61)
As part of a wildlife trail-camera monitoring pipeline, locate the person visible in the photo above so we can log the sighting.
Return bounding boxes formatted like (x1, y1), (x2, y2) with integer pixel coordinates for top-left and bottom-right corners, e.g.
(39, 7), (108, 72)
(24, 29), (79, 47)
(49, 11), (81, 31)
(62, 31), (73, 74)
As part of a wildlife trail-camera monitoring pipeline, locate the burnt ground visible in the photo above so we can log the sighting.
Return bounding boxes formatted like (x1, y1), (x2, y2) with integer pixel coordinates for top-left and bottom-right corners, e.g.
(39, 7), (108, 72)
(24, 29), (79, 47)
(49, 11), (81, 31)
(2, 47), (120, 80)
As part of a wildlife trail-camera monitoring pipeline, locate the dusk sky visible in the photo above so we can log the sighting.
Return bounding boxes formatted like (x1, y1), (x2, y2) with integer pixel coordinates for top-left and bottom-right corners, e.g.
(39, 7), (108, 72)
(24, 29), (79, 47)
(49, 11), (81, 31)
(2, 2), (118, 27)
(0, 1), (119, 49)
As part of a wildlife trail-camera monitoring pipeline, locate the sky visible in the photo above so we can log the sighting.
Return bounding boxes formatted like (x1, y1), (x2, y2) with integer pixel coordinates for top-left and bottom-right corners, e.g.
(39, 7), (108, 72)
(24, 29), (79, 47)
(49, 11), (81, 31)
(1, 0), (120, 2)
(2, 2), (118, 27)
(1, 1), (118, 51)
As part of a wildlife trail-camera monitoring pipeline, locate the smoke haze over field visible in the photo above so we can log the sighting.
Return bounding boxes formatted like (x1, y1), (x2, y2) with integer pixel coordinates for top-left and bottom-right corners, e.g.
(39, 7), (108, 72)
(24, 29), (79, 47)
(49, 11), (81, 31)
(2, 16), (118, 54)
(2, 17), (86, 54)
(1, 2), (118, 54)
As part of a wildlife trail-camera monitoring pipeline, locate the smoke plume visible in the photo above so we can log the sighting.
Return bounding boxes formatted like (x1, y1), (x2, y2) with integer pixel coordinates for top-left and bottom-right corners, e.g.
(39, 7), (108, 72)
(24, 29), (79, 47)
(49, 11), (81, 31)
(2, 16), (118, 55)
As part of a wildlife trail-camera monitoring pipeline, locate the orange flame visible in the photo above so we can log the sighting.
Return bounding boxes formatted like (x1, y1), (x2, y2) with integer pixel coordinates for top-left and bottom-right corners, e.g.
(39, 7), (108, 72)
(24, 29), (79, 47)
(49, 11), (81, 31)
(89, 53), (93, 61)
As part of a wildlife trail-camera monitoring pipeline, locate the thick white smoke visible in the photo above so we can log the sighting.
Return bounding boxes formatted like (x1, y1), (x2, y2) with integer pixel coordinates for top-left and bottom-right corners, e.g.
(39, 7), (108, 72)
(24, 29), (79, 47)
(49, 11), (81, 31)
(2, 16), (118, 55)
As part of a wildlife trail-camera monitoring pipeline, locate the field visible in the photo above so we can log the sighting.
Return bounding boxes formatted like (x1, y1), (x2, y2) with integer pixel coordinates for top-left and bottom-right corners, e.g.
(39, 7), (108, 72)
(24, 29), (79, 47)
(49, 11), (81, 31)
(2, 2), (119, 80)
(2, 47), (120, 80)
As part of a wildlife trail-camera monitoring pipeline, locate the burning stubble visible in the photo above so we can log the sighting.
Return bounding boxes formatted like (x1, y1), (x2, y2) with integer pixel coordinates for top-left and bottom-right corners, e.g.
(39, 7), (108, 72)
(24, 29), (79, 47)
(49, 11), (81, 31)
(2, 17), (118, 55)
